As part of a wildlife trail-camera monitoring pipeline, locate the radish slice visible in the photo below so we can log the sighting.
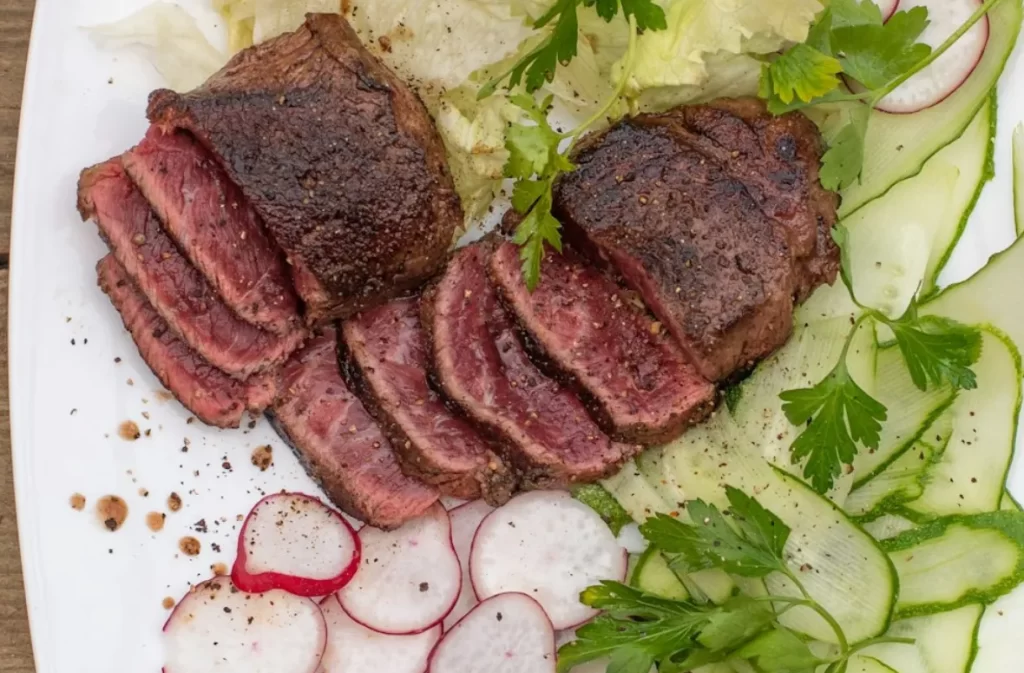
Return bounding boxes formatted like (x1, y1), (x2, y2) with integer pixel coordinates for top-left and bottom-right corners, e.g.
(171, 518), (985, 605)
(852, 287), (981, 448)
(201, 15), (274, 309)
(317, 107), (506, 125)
(163, 576), (326, 673)
(428, 593), (556, 673)
(337, 503), (461, 634)
(319, 595), (440, 673)
(470, 491), (627, 629)
(445, 500), (495, 630)
(875, 0), (989, 113)
(872, 0), (899, 20)
(232, 492), (361, 597)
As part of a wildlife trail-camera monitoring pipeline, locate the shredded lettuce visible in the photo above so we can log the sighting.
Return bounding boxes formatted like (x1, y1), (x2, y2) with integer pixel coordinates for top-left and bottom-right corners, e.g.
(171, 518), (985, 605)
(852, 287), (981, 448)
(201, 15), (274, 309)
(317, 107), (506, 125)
(87, 2), (227, 92)
(614, 0), (823, 94)
(214, 0), (341, 53)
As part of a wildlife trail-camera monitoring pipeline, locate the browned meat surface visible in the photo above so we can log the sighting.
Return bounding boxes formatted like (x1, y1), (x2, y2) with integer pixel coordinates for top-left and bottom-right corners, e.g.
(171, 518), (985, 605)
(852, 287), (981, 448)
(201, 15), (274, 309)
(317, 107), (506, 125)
(78, 158), (306, 379)
(147, 13), (461, 325)
(123, 126), (302, 335)
(489, 242), (715, 444)
(342, 298), (515, 502)
(553, 117), (798, 382)
(422, 243), (638, 489)
(98, 255), (276, 428)
(271, 327), (439, 529)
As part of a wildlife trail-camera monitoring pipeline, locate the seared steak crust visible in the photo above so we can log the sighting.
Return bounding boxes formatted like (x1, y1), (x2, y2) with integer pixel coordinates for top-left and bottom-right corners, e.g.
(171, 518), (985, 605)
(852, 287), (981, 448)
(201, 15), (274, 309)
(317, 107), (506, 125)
(147, 13), (462, 324)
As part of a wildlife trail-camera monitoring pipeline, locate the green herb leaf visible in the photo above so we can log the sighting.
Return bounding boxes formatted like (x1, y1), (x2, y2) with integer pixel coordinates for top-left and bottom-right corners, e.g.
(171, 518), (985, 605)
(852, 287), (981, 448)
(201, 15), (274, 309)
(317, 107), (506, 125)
(832, 5), (931, 89)
(763, 43), (843, 105)
(512, 196), (562, 290)
(736, 627), (825, 673)
(819, 104), (870, 191)
(781, 355), (887, 494)
(572, 483), (634, 535)
(725, 486), (791, 559)
(886, 308), (983, 391)
(696, 596), (777, 651)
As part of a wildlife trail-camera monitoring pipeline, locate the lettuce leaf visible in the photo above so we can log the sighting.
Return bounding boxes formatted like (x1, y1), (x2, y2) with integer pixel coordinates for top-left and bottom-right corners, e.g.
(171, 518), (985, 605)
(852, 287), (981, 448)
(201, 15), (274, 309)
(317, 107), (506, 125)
(214, 0), (341, 53)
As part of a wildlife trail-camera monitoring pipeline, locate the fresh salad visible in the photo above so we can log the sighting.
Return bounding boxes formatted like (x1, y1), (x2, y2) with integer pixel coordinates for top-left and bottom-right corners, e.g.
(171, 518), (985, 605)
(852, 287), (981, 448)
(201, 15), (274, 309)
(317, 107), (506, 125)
(87, 0), (1024, 672)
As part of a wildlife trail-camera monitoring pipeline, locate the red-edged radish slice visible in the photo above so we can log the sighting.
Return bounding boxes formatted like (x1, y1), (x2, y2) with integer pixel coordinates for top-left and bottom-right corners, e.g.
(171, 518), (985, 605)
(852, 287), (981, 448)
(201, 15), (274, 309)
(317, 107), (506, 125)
(232, 492), (360, 597)
(470, 491), (627, 629)
(337, 503), (461, 634)
(444, 500), (495, 630)
(319, 595), (440, 673)
(163, 576), (326, 673)
(428, 593), (556, 673)
(875, 0), (989, 113)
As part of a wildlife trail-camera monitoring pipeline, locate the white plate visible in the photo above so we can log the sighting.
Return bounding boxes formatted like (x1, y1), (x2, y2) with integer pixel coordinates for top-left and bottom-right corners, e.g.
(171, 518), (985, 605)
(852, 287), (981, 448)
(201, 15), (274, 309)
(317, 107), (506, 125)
(7, 2), (1024, 673)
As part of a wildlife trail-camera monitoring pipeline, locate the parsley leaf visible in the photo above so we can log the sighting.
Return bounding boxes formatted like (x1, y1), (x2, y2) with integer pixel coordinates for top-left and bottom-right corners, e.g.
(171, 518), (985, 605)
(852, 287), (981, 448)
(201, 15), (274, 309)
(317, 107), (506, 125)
(882, 303), (983, 391)
(765, 43), (843, 105)
(512, 192), (563, 289)
(832, 4), (931, 89)
(736, 627), (825, 673)
(819, 104), (870, 191)
(780, 339), (887, 493)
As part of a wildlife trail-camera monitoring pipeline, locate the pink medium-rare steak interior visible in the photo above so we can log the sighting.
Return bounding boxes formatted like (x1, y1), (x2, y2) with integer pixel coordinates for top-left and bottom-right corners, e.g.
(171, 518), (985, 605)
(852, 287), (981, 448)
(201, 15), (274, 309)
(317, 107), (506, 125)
(77, 158), (306, 380)
(342, 297), (515, 503)
(423, 242), (639, 489)
(489, 242), (715, 444)
(97, 255), (276, 428)
(271, 327), (439, 529)
(122, 126), (302, 336)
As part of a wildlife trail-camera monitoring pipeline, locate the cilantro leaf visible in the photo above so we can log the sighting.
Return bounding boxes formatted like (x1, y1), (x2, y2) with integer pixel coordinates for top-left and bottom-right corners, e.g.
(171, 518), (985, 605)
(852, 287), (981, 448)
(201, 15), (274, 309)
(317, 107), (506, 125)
(591, 0), (667, 32)
(780, 355), (887, 494)
(503, 94), (573, 179)
(696, 596), (776, 651)
(819, 104), (870, 191)
(572, 483), (634, 535)
(736, 627), (825, 673)
(833, 6), (931, 90)
(885, 308), (983, 391)
(829, 0), (884, 30)
(512, 194), (562, 290)
(763, 43), (843, 105)
(725, 486), (790, 560)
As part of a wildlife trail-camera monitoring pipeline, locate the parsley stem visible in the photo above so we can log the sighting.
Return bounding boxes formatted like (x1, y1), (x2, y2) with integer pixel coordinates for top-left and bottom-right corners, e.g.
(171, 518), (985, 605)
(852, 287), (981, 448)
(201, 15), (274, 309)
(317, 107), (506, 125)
(752, 591), (850, 655)
(871, 0), (1007, 105)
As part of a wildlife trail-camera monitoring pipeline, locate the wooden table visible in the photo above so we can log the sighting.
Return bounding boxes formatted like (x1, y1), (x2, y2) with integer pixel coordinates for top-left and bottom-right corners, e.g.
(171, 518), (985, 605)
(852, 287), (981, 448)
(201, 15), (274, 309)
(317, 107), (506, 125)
(1, 1), (36, 671)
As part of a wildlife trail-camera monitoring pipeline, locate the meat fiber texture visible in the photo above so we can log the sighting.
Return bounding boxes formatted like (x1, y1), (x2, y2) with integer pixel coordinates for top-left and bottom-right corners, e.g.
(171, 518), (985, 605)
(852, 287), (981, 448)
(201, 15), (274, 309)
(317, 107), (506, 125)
(553, 98), (839, 382)
(422, 242), (639, 489)
(342, 297), (515, 503)
(146, 13), (463, 325)
(489, 241), (715, 445)
(271, 327), (440, 530)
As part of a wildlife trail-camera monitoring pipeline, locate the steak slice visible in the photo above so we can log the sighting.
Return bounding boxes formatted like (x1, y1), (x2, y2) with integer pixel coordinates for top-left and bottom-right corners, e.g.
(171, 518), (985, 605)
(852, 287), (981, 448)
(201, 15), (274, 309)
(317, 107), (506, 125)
(342, 298), (515, 503)
(97, 255), (276, 428)
(489, 242), (715, 444)
(271, 327), (439, 529)
(78, 158), (306, 380)
(422, 243), (638, 489)
(123, 126), (302, 335)
(553, 117), (797, 382)
(147, 13), (462, 325)
(659, 98), (839, 300)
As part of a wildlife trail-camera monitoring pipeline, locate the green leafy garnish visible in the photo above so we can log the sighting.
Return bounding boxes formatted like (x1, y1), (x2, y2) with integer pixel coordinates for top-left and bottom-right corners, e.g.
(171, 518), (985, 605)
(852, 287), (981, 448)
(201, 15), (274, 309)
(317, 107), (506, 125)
(886, 306), (984, 391)
(736, 627), (825, 673)
(572, 483), (634, 535)
(759, 0), (1004, 190)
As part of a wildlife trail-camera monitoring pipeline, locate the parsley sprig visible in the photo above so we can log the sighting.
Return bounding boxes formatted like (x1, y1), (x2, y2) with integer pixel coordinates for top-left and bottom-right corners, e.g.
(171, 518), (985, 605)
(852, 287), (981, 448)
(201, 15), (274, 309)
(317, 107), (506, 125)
(780, 227), (983, 494)
(560, 488), (913, 673)
(500, 14), (641, 289)
(759, 0), (1005, 190)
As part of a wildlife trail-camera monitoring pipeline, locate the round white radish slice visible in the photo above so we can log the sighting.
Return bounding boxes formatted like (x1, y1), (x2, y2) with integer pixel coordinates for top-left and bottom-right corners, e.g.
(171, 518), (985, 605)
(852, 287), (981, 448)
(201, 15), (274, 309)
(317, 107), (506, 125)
(163, 576), (326, 673)
(428, 593), (555, 673)
(470, 491), (627, 629)
(875, 0), (989, 113)
(319, 595), (440, 673)
(445, 500), (495, 630)
(232, 492), (360, 597)
(337, 503), (461, 634)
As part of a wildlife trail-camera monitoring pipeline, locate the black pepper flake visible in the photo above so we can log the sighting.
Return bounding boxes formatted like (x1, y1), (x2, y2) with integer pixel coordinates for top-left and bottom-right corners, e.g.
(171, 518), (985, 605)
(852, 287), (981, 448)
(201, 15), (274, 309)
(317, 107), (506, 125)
(496, 612), (503, 622)
(114, 357), (122, 363)
(212, 542), (221, 553)
(70, 338), (76, 345)
(223, 607), (232, 614)
(419, 582), (429, 592)
(194, 519), (208, 533)
(247, 617), (254, 625)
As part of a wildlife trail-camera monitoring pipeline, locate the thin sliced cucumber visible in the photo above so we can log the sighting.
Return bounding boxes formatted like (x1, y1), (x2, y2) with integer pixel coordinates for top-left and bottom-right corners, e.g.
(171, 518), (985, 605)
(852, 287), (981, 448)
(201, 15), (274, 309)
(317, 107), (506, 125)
(901, 328), (1021, 518)
(1015, 123), (1024, 236)
(845, 435), (944, 521)
(844, 97), (995, 312)
(644, 423), (897, 643)
(974, 585), (1024, 672)
(863, 514), (918, 541)
(847, 657), (899, 673)
(835, 0), (1021, 216)
(631, 547), (689, 600)
(686, 568), (737, 606)
(602, 459), (676, 522)
(1002, 490), (1023, 512)
(860, 604), (983, 673)
(884, 512), (1024, 617)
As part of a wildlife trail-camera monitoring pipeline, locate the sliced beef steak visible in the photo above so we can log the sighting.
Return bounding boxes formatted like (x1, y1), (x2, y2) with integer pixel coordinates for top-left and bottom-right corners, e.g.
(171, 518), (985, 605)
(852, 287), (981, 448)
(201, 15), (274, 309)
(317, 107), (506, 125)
(271, 327), (439, 529)
(422, 243), (638, 489)
(342, 298), (514, 503)
(98, 255), (276, 428)
(78, 158), (305, 379)
(147, 13), (461, 325)
(489, 242), (715, 444)
(553, 118), (797, 382)
(123, 126), (302, 335)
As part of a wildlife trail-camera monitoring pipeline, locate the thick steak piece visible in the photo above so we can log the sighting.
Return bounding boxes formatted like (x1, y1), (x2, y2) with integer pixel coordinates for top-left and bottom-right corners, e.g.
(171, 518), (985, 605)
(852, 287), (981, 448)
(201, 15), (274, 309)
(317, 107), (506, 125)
(422, 243), (638, 489)
(489, 242), (715, 444)
(123, 126), (302, 335)
(147, 13), (462, 325)
(78, 158), (306, 380)
(658, 98), (839, 300)
(342, 298), (514, 503)
(97, 255), (276, 428)
(271, 327), (439, 529)
(553, 118), (797, 382)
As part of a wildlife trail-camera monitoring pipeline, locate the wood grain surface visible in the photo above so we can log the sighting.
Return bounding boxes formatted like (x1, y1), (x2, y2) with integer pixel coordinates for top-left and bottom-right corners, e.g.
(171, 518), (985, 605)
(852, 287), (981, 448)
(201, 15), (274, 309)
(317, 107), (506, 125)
(1, 1), (35, 671)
